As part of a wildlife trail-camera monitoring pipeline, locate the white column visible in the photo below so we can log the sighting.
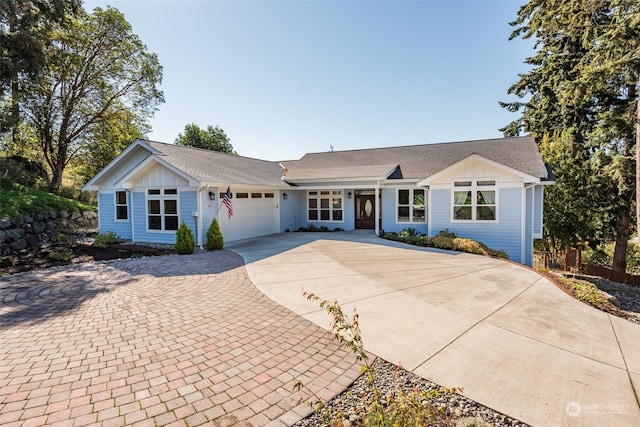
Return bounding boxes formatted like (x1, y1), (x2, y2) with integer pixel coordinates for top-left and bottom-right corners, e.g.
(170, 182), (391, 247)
(375, 182), (380, 236)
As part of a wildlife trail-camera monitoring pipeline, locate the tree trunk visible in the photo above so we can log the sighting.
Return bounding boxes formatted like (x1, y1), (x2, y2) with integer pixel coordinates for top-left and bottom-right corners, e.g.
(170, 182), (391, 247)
(613, 211), (630, 272)
(636, 77), (640, 244)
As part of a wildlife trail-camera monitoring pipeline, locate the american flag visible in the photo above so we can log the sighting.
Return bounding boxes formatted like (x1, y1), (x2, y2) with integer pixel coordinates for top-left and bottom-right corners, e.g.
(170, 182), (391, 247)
(222, 186), (233, 218)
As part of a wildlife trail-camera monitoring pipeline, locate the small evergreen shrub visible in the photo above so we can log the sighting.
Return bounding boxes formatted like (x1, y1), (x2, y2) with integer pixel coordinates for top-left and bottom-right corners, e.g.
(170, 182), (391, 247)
(205, 218), (224, 251)
(49, 250), (74, 262)
(92, 231), (121, 248)
(0, 256), (14, 268)
(175, 222), (195, 254)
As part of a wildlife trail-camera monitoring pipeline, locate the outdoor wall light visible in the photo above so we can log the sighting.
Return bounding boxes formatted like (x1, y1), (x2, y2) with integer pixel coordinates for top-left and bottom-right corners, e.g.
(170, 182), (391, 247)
(347, 192), (352, 199)
(283, 193), (288, 200)
(208, 191), (215, 200)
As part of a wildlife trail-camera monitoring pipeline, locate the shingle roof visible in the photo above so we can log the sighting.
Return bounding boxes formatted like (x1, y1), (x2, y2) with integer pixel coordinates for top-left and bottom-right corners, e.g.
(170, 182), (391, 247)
(144, 140), (288, 187)
(281, 136), (548, 181)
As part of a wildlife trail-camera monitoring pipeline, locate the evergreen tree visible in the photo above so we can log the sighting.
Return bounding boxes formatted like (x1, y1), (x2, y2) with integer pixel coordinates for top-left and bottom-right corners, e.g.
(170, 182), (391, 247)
(502, 0), (640, 272)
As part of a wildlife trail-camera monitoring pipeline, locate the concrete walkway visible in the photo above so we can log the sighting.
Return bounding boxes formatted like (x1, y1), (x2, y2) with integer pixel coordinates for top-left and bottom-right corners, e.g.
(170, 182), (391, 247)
(228, 231), (640, 427)
(0, 251), (363, 427)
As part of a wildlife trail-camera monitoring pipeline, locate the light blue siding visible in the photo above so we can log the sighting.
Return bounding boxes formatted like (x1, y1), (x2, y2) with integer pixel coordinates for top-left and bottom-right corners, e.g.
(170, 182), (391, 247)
(381, 189), (428, 235)
(130, 190), (197, 245)
(430, 187), (524, 264)
(523, 186), (534, 266)
(280, 190), (306, 232)
(97, 192), (132, 239)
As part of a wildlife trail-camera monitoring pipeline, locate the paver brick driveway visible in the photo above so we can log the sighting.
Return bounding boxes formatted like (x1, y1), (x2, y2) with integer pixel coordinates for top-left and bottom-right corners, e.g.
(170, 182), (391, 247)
(0, 251), (363, 427)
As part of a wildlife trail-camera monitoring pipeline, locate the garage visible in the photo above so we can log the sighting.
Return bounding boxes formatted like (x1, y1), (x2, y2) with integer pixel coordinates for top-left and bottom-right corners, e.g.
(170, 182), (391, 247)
(218, 188), (279, 242)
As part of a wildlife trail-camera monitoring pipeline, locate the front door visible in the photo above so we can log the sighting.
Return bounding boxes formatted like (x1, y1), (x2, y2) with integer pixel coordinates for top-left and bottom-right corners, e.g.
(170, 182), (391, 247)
(355, 194), (375, 229)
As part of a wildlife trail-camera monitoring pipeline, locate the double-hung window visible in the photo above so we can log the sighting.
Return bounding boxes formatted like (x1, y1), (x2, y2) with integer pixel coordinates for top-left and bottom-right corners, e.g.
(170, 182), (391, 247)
(147, 189), (179, 231)
(397, 189), (425, 223)
(115, 190), (128, 221)
(308, 190), (343, 221)
(453, 180), (496, 221)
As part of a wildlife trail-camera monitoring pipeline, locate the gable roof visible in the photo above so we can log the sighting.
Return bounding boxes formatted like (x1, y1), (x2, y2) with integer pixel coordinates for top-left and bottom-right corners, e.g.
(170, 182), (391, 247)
(280, 136), (549, 182)
(144, 140), (289, 187)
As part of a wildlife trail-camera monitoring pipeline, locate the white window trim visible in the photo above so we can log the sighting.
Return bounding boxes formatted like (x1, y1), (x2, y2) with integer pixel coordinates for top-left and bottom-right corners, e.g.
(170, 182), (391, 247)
(307, 190), (344, 223)
(114, 190), (129, 222)
(146, 188), (180, 233)
(395, 188), (426, 224)
(451, 181), (498, 223)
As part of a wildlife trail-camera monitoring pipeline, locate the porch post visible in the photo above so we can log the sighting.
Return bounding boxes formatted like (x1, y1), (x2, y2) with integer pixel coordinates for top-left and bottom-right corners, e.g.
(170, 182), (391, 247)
(375, 181), (380, 236)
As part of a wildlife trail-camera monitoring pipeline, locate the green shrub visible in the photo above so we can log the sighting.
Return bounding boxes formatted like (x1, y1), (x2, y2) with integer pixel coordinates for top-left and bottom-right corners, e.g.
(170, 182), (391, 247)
(0, 256), (14, 268)
(92, 231), (121, 248)
(49, 250), (74, 262)
(175, 222), (195, 254)
(557, 276), (607, 306)
(456, 416), (492, 427)
(398, 227), (424, 238)
(205, 218), (224, 251)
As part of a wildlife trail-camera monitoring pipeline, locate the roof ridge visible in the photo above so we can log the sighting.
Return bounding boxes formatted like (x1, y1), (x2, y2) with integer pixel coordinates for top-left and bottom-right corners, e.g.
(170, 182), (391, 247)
(145, 139), (281, 165)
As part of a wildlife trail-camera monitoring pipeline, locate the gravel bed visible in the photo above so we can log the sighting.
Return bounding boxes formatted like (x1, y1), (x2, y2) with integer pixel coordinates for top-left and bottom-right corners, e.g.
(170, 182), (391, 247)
(589, 278), (640, 324)
(293, 358), (528, 427)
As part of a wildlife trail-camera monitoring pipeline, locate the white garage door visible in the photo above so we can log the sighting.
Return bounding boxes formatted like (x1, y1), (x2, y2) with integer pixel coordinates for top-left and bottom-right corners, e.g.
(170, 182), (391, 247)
(219, 189), (279, 242)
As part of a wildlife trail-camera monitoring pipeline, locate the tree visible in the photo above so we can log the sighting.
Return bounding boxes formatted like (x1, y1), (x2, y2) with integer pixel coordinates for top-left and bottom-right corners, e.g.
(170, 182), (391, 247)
(175, 123), (236, 154)
(0, 0), (82, 139)
(19, 6), (164, 188)
(502, 0), (640, 272)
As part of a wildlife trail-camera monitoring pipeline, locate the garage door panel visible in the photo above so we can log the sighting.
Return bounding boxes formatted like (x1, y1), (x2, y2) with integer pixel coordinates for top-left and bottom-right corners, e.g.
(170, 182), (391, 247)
(219, 190), (278, 242)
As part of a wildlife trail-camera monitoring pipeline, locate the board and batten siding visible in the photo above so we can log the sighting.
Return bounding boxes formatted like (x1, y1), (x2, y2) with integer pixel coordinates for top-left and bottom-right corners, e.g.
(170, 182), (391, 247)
(130, 189), (197, 245)
(97, 192), (132, 239)
(429, 187), (523, 264)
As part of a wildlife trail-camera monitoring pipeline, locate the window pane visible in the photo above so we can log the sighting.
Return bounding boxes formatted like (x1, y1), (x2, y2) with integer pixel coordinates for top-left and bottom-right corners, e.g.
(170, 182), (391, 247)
(320, 210), (330, 220)
(237, 193), (248, 198)
(148, 189), (161, 195)
(398, 190), (409, 205)
(454, 191), (471, 205)
(320, 198), (329, 209)
(477, 180), (495, 186)
(454, 181), (472, 187)
(398, 206), (410, 222)
(251, 193), (262, 198)
(477, 206), (496, 221)
(413, 208), (425, 222)
(332, 210), (343, 221)
(309, 210), (318, 220)
(116, 191), (127, 204)
(309, 191), (317, 195)
(148, 200), (161, 214)
(164, 189), (178, 195)
(332, 198), (342, 209)
(165, 216), (179, 230)
(333, 190), (342, 195)
(309, 199), (317, 209)
(478, 190), (495, 205)
(454, 206), (472, 220)
(413, 189), (425, 206)
(164, 199), (177, 214)
(265, 193), (274, 198)
(320, 191), (330, 195)
(148, 215), (161, 229)
(116, 206), (128, 220)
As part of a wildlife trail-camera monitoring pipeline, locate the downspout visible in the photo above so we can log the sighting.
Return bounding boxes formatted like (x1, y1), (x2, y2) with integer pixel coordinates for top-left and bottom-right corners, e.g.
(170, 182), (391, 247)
(522, 183), (535, 265)
(375, 180), (380, 236)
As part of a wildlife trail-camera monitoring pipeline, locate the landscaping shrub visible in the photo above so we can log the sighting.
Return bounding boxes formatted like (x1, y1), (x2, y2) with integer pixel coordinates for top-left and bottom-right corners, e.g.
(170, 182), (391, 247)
(92, 231), (121, 248)
(175, 222), (195, 254)
(205, 218), (224, 250)
(0, 256), (14, 268)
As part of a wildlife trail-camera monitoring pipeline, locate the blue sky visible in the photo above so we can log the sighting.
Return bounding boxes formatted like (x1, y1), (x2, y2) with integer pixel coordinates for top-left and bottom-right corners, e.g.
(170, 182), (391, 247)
(84, 0), (531, 161)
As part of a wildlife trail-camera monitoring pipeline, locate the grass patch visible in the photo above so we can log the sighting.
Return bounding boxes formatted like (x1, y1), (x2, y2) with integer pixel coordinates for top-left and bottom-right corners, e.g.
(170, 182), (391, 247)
(0, 178), (95, 218)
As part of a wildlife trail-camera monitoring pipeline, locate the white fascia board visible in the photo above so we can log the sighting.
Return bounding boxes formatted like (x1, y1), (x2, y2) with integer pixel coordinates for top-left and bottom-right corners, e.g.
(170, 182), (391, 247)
(417, 153), (541, 187)
(82, 139), (153, 191)
(116, 155), (200, 188)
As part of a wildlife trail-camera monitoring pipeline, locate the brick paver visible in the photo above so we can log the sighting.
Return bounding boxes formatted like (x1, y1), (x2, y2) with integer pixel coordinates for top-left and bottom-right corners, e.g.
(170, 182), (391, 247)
(0, 251), (363, 426)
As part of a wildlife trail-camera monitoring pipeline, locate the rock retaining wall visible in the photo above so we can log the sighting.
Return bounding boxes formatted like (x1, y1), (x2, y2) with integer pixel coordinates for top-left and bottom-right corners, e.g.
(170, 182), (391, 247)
(0, 210), (98, 256)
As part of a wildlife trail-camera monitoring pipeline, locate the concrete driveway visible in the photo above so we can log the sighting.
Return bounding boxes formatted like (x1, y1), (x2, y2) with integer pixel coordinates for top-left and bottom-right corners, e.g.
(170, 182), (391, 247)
(228, 231), (640, 427)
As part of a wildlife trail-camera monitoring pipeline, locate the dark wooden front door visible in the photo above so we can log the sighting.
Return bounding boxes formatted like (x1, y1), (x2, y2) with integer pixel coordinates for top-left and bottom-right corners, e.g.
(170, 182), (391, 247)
(355, 195), (375, 229)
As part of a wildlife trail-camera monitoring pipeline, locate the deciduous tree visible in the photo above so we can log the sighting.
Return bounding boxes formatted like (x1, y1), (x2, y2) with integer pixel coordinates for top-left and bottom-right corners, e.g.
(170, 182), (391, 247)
(175, 123), (236, 154)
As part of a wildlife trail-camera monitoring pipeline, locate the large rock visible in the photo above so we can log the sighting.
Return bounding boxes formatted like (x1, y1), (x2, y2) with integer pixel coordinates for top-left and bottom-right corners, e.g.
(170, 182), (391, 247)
(8, 238), (27, 252)
(0, 218), (11, 229)
(4, 228), (24, 242)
